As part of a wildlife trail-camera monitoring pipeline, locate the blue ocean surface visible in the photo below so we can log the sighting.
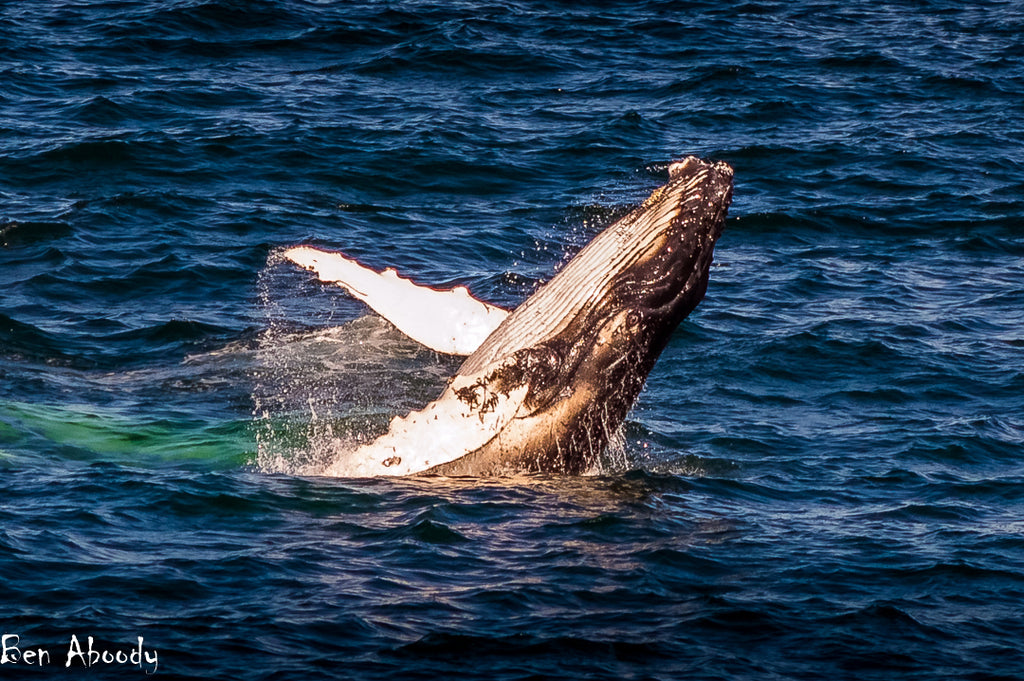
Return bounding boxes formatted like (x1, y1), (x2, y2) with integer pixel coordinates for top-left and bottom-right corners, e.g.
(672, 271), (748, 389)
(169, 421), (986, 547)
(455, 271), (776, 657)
(2, 1), (1023, 678)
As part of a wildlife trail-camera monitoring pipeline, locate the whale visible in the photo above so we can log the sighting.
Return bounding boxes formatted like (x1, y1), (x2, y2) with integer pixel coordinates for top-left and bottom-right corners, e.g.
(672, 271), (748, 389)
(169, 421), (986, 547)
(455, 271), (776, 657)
(283, 156), (734, 476)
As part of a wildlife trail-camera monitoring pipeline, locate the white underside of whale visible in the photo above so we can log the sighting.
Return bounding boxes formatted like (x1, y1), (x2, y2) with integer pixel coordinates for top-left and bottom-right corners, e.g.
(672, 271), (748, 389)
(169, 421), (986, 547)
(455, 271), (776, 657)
(323, 371), (529, 477)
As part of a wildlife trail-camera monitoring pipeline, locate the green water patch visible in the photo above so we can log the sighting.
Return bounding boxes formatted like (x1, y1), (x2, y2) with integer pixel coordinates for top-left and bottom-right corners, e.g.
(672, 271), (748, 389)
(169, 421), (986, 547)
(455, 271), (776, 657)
(0, 400), (252, 470)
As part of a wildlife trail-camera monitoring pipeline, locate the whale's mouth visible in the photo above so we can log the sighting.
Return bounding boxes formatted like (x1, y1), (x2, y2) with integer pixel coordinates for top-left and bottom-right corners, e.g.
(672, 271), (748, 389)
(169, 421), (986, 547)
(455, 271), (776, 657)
(460, 156), (734, 376)
(623, 159), (734, 326)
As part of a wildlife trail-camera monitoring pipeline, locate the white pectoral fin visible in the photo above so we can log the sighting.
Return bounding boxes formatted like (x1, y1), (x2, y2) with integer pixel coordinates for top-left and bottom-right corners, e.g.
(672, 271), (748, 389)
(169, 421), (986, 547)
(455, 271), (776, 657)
(283, 245), (509, 355)
(323, 366), (529, 477)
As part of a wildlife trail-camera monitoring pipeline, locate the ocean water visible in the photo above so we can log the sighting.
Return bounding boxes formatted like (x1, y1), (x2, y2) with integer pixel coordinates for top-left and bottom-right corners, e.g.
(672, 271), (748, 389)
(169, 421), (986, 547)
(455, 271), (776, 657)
(2, 1), (1023, 678)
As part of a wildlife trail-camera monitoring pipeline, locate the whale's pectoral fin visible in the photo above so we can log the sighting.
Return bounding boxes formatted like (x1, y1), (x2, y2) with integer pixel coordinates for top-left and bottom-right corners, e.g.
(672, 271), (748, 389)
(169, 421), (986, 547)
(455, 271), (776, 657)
(283, 245), (510, 356)
(323, 357), (531, 477)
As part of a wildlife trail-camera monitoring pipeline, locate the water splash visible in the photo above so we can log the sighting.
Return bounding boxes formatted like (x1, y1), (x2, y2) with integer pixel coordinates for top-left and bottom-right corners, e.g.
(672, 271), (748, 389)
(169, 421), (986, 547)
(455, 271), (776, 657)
(251, 250), (458, 476)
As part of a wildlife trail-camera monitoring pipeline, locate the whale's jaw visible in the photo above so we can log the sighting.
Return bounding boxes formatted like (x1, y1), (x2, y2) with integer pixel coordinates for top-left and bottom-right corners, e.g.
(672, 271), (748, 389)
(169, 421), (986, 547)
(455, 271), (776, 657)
(427, 156), (734, 475)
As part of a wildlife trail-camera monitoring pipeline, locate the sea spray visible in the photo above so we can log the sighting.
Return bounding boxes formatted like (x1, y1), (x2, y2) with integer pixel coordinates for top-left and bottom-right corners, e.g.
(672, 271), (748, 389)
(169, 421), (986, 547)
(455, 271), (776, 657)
(251, 250), (458, 475)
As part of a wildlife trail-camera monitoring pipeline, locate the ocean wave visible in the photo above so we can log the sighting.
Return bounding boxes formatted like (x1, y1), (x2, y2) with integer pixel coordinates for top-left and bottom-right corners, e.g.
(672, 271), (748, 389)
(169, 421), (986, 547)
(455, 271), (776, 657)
(2, 1), (1024, 678)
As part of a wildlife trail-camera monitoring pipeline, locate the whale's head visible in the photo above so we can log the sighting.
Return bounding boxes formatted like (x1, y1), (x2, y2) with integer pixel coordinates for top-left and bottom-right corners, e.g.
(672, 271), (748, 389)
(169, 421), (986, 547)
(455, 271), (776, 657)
(431, 157), (734, 475)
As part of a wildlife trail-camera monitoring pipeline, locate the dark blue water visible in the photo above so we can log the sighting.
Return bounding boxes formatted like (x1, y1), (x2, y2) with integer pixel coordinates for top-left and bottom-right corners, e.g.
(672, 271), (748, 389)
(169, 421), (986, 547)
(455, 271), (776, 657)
(3, 1), (1023, 678)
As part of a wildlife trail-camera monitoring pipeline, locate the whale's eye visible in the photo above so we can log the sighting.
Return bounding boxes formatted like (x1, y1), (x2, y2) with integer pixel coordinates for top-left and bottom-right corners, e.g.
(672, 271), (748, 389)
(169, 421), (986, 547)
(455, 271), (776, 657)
(612, 310), (643, 342)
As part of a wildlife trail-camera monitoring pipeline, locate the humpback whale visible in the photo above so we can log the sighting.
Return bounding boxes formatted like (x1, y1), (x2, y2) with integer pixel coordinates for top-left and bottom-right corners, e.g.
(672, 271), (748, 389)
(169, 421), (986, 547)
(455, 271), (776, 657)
(284, 156), (733, 476)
